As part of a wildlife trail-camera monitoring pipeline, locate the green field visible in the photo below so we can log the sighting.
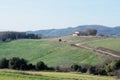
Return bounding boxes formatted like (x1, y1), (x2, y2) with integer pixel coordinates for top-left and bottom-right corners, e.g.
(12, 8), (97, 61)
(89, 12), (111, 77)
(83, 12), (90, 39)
(88, 38), (120, 52)
(0, 70), (116, 80)
(0, 36), (119, 66)
(0, 36), (120, 80)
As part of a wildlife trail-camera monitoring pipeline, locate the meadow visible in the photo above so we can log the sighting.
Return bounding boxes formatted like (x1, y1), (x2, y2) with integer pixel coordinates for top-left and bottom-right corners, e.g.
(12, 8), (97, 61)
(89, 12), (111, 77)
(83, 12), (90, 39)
(0, 36), (119, 67)
(88, 37), (120, 52)
(0, 36), (104, 66)
(0, 36), (120, 80)
(0, 70), (116, 80)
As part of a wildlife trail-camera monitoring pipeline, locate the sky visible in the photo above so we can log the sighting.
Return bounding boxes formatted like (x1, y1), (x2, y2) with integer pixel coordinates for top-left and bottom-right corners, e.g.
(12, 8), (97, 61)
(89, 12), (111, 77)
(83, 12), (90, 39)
(0, 0), (120, 31)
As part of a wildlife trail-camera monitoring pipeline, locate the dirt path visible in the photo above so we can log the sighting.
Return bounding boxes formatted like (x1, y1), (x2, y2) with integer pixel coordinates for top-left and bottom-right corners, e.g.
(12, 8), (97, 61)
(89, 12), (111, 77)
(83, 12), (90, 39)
(71, 43), (120, 58)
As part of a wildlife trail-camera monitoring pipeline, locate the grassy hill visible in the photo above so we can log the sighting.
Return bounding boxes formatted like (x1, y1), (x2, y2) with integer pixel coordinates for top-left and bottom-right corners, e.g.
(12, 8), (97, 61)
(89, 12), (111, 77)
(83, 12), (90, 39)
(0, 36), (119, 66)
(88, 37), (120, 52)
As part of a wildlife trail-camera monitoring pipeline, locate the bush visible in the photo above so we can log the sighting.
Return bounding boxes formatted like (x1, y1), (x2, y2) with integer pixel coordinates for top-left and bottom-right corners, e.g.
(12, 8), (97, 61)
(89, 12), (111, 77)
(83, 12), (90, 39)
(0, 58), (9, 68)
(115, 60), (120, 69)
(80, 64), (91, 73)
(28, 63), (35, 70)
(71, 64), (81, 71)
(94, 67), (107, 75)
(88, 66), (96, 74)
(0, 56), (119, 77)
(47, 67), (54, 71)
(114, 70), (120, 79)
(35, 61), (48, 70)
(81, 67), (87, 73)
(0, 57), (50, 71)
(9, 57), (28, 70)
(86, 29), (97, 36)
(103, 60), (120, 76)
(59, 39), (62, 42)
(54, 66), (70, 72)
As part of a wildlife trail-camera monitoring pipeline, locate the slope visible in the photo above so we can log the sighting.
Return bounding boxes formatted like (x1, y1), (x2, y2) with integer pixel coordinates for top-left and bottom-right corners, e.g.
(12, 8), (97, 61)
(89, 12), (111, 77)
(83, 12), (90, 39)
(88, 38), (120, 52)
(0, 36), (108, 66)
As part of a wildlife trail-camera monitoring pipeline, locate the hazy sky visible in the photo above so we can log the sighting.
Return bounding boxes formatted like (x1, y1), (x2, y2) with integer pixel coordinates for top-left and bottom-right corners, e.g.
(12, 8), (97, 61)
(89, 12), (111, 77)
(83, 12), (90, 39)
(0, 0), (120, 31)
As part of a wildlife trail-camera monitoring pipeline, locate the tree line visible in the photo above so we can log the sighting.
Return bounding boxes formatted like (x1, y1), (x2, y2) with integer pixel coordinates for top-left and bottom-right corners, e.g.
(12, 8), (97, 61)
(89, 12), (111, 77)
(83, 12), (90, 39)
(78, 29), (97, 36)
(0, 57), (120, 78)
(0, 57), (49, 70)
(0, 31), (41, 42)
(70, 60), (120, 76)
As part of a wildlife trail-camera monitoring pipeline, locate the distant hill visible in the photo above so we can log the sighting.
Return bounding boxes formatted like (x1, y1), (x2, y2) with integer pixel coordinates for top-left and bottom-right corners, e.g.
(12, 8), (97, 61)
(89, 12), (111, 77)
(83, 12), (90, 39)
(27, 25), (120, 37)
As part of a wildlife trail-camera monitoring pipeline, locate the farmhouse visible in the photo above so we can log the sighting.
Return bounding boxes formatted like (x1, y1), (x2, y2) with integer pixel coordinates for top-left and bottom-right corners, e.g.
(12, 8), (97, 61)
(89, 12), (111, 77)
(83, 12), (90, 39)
(72, 31), (80, 36)
(73, 29), (97, 36)
(72, 31), (86, 36)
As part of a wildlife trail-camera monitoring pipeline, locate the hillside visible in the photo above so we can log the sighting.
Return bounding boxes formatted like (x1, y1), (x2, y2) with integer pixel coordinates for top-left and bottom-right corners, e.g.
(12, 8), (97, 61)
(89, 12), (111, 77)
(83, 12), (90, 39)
(28, 25), (120, 37)
(0, 36), (111, 67)
(88, 38), (120, 52)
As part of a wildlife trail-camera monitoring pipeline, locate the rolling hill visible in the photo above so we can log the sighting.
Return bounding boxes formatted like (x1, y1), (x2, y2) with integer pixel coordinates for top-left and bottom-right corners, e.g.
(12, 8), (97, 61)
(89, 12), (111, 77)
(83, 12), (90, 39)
(28, 25), (120, 37)
(0, 36), (119, 67)
(88, 38), (120, 52)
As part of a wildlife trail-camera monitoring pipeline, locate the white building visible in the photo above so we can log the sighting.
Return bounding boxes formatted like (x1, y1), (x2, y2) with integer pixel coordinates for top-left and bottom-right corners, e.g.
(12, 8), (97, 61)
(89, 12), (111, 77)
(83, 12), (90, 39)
(72, 31), (80, 36)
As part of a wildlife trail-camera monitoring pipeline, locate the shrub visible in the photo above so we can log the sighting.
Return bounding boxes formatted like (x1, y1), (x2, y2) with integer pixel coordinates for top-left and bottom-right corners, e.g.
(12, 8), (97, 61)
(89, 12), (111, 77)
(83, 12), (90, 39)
(9, 57), (28, 70)
(35, 61), (48, 70)
(71, 64), (81, 71)
(28, 63), (35, 70)
(81, 67), (87, 73)
(94, 67), (107, 75)
(80, 64), (91, 73)
(0, 58), (9, 68)
(114, 70), (120, 79)
(115, 60), (120, 69)
(54, 66), (70, 72)
(47, 67), (54, 71)
(59, 39), (62, 42)
(86, 29), (97, 36)
(103, 60), (120, 76)
(88, 66), (96, 74)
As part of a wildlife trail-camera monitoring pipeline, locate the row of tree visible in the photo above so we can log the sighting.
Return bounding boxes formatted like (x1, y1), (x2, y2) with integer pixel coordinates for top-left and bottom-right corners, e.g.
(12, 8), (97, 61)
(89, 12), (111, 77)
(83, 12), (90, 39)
(78, 29), (97, 36)
(70, 60), (120, 76)
(0, 57), (120, 78)
(0, 57), (48, 70)
(0, 32), (41, 42)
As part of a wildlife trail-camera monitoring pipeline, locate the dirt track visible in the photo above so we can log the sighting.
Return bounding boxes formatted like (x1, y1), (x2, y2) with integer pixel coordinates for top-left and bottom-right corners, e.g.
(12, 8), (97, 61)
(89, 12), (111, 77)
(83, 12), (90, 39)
(71, 43), (120, 58)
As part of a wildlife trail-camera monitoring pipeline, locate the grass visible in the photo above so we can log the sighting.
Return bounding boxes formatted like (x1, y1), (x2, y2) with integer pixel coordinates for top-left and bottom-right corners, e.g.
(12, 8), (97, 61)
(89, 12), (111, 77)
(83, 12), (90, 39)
(0, 36), (119, 80)
(0, 72), (65, 80)
(56, 36), (107, 44)
(0, 69), (117, 80)
(88, 37), (120, 52)
(0, 36), (119, 66)
(0, 36), (105, 66)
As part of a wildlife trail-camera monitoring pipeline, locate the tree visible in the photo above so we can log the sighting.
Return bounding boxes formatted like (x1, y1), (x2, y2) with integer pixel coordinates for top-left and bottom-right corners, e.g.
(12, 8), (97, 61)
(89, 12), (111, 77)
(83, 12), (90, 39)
(28, 63), (35, 70)
(114, 70), (120, 79)
(104, 64), (112, 75)
(115, 60), (120, 70)
(0, 32), (41, 42)
(88, 66), (96, 74)
(0, 58), (9, 68)
(35, 61), (47, 70)
(9, 57), (28, 70)
(71, 64), (81, 71)
(86, 29), (97, 36)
